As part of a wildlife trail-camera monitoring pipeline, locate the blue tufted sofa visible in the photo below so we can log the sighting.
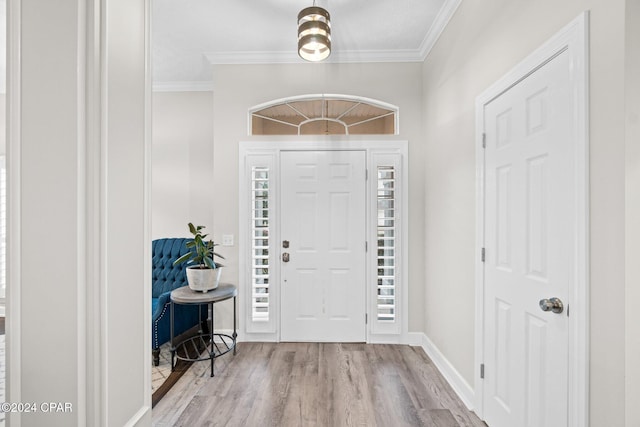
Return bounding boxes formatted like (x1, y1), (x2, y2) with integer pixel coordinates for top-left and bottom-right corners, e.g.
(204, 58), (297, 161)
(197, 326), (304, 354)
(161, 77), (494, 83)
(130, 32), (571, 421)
(152, 238), (207, 366)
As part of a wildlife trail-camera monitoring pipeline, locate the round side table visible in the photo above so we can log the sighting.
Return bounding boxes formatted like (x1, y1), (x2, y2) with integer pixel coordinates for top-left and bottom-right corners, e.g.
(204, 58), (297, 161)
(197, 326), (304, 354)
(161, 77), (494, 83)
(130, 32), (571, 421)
(170, 283), (237, 377)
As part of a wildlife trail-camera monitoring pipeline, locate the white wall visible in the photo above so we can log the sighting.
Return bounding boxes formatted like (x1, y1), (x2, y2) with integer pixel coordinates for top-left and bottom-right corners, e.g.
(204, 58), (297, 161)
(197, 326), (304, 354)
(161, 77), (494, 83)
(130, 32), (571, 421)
(422, 0), (627, 425)
(210, 62), (425, 331)
(0, 0), (5, 95)
(152, 91), (214, 239)
(0, 94), (5, 155)
(102, 0), (150, 423)
(9, 0), (150, 425)
(625, 1), (640, 425)
(17, 2), (81, 424)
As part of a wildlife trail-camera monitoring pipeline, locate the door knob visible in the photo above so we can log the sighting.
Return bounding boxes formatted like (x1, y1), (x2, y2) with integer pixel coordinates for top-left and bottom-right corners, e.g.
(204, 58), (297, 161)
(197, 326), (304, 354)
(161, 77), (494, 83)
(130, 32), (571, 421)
(282, 253), (290, 262)
(539, 297), (563, 314)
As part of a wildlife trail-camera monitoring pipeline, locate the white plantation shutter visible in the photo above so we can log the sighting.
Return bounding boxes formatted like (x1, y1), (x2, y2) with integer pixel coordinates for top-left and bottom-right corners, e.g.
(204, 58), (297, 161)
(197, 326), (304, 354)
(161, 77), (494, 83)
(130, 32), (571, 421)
(243, 153), (277, 334)
(251, 166), (270, 322)
(370, 153), (402, 335)
(376, 166), (396, 321)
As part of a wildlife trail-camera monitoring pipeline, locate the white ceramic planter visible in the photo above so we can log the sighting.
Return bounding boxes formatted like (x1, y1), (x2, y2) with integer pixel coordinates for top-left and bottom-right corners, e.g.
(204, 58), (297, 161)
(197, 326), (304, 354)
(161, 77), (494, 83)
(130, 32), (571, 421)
(186, 266), (222, 292)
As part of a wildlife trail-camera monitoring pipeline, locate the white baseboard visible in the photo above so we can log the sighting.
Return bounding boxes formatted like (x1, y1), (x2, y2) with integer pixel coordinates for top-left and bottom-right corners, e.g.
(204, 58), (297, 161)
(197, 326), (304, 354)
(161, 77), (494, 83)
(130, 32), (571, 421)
(124, 406), (151, 426)
(408, 332), (475, 410)
(406, 331), (424, 346)
(368, 333), (405, 345)
(237, 331), (278, 342)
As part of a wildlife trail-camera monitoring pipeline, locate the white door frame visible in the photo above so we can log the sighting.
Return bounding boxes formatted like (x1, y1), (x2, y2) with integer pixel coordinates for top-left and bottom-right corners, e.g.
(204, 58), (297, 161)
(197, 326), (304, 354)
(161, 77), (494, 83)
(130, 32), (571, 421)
(474, 13), (589, 426)
(239, 139), (409, 344)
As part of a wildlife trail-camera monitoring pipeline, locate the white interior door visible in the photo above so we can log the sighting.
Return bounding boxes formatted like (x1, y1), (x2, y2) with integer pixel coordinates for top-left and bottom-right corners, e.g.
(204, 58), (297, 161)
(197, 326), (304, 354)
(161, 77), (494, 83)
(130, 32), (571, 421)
(482, 49), (573, 427)
(280, 150), (366, 342)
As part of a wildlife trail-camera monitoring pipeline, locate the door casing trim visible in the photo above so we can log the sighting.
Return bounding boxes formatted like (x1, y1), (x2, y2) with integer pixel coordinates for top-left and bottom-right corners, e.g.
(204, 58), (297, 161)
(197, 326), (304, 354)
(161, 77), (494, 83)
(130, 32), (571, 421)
(474, 12), (589, 425)
(239, 140), (409, 345)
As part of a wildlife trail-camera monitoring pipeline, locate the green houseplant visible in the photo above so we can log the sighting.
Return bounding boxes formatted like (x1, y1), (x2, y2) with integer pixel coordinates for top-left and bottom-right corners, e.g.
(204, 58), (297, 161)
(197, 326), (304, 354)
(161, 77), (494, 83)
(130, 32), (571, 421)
(173, 223), (225, 292)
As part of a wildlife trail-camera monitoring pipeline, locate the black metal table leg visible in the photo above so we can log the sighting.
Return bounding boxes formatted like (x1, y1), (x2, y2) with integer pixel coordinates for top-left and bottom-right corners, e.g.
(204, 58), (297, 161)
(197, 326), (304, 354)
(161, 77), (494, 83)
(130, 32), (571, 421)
(170, 300), (175, 371)
(210, 301), (215, 377)
(233, 296), (237, 355)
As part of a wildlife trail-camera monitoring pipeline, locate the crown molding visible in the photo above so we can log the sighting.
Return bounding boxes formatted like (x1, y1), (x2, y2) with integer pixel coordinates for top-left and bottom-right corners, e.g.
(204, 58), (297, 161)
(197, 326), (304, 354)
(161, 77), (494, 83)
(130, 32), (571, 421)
(419, 0), (463, 60)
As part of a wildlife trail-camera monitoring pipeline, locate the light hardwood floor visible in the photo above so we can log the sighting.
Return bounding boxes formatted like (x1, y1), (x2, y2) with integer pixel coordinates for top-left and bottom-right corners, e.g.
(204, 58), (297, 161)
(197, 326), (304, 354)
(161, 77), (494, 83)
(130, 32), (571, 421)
(152, 342), (487, 427)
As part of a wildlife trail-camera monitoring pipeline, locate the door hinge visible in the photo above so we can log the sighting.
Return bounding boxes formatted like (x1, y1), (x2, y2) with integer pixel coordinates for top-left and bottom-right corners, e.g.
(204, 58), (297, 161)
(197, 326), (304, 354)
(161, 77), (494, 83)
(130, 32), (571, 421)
(366, 169), (368, 180)
(482, 133), (486, 149)
(365, 313), (368, 324)
(567, 304), (570, 317)
(481, 247), (486, 263)
(365, 241), (368, 252)
(480, 363), (485, 379)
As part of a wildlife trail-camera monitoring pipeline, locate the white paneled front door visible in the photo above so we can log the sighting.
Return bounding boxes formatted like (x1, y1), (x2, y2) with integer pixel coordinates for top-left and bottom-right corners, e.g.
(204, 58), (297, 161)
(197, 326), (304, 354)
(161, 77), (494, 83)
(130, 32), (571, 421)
(482, 49), (573, 426)
(280, 150), (366, 342)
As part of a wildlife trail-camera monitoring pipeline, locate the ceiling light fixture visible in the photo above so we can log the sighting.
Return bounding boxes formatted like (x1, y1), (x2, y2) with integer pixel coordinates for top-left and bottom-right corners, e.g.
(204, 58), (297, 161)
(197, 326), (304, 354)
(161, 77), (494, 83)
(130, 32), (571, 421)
(297, 2), (331, 62)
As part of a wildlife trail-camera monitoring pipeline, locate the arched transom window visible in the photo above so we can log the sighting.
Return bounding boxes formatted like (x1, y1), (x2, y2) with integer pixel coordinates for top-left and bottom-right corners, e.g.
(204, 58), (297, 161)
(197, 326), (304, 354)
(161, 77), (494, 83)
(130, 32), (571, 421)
(249, 94), (398, 136)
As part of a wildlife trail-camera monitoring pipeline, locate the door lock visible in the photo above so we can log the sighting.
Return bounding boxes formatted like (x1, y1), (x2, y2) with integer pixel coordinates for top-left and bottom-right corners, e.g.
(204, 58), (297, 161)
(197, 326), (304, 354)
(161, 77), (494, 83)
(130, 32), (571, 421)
(539, 297), (564, 314)
(282, 253), (290, 262)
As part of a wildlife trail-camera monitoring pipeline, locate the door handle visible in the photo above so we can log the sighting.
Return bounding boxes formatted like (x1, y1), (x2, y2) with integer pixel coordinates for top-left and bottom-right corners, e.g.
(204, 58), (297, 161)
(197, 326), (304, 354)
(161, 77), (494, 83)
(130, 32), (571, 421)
(282, 253), (290, 262)
(539, 297), (563, 314)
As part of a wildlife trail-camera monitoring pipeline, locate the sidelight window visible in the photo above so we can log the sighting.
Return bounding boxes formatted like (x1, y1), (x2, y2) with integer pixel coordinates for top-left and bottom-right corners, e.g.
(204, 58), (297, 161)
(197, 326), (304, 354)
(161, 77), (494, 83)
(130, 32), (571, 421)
(251, 166), (270, 322)
(376, 166), (396, 321)
(370, 152), (402, 335)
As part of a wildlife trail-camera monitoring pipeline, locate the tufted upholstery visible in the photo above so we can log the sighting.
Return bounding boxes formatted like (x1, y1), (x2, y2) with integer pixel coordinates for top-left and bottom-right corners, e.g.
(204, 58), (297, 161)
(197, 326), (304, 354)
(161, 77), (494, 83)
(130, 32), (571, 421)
(152, 238), (190, 297)
(152, 238), (207, 365)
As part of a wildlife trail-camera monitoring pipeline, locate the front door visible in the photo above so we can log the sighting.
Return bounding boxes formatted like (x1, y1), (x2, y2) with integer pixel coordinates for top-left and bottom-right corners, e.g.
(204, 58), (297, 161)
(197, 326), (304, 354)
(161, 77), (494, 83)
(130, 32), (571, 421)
(482, 49), (573, 426)
(280, 150), (366, 342)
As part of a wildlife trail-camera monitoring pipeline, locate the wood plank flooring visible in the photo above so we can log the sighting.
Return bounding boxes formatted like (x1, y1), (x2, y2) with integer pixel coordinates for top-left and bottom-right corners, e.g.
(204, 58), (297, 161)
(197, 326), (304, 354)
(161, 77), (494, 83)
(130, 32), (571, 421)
(152, 343), (487, 427)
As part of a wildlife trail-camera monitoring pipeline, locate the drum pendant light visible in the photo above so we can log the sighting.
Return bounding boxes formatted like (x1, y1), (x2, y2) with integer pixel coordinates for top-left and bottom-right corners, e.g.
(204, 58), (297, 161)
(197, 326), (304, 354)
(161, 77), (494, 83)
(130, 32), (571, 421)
(297, 3), (331, 62)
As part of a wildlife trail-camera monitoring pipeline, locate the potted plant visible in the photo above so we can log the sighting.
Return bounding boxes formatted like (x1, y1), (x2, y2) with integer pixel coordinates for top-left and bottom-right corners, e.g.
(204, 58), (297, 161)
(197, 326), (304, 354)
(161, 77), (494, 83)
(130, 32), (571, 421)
(173, 223), (225, 292)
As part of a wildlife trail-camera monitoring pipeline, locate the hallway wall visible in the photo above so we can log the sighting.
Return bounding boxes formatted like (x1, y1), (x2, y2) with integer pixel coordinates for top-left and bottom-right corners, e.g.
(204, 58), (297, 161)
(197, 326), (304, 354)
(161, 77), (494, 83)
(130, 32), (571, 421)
(152, 91), (214, 240)
(624, 1), (640, 425)
(9, 0), (150, 425)
(421, 0), (626, 425)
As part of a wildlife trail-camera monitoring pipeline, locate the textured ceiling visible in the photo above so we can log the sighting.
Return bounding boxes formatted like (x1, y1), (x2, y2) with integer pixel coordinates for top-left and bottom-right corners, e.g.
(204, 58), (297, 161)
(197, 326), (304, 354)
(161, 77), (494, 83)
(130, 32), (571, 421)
(152, 0), (454, 84)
